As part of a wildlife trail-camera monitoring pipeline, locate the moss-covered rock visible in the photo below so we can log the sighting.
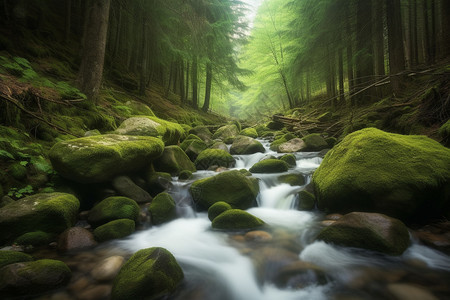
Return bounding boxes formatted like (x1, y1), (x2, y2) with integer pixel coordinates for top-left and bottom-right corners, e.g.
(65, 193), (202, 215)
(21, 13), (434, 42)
(184, 139), (208, 161)
(317, 112), (332, 122)
(298, 190), (315, 211)
(250, 159), (289, 173)
(266, 121), (284, 130)
(189, 170), (259, 210)
(0, 192), (79, 244)
(0, 251), (33, 269)
(302, 134), (328, 151)
(194, 149), (236, 170)
(278, 173), (305, 186)
(278, 138), (307, 153)
(148, 193), (177, 225)
(270, 133), (295, 151)
(112, 175), (152, 203)
(211, 209), (265, 230)
(0, 259), (71, 297)
(145, 172), (172, 196)
(9, 163), (27, 181)
(189, 126), (213, 143)
(313, 128), (450, 222)
(325, 137), (337, 148)
(209, 141), (229, 152)
(111, 247), (183, 300)
(182, 134), (202, 144)
(279, 154), (297, 167)
(88, 196), (140, 227)
(208, 201), (232, 221)
(212, 124), (239, 141)
(240, 127), (258, 138)
(153, 146), (196, 176)
(14, 231), (54, 246)
(316, 212), (410, 255)
(178, 170), (192, 180)
(94, 219), (135, 242)
(49, 134), (164, 183)
(230, 136), (265, 155)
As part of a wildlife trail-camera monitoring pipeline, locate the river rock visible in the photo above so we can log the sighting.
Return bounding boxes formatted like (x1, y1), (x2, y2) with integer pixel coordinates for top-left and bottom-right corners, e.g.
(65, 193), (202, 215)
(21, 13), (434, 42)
(301, 134), (328, 151)
(93, 219), (135, 242)
(0, 192), (79, 244)
(387, 283), (438, 300)
(278, 173), (305, 186)
(153, 146), (196, 175)
(112, 176), (152, 203)
(279, 138), (307, 153)
(195, 149), (236, 170)
(77, 285), (112, 300)
(208, 201), (232, 221)
(240, 127), (258, 138)
(148, 192), (177, 225)
(211, 209), (265, 230)
(0, 259), (71, 297)
(91, 256), (124, 282)
(189, 170), (259, 210)
(270, 133), (296, 151)
(298, 190), (315, 211)
(244, 230), (273, 242)
(230, 135), (265, 155)
(212, 124), (239, 141)
(316, 212), (410, 255)
(0, 250), (33, 269)
(274, 260), (327, 289)
(249, 159), (289, 173)
(180, 134), (202, 150)
(58, 227), (97, 252)
(279, 154), (297, 167)
(49, 134), (164, 183)
(88, 196), (139, 227)
(111, 247), (184, 300)
(189, 126), (213, 143)
(115, 116), (185, 145)
(312, 128), (450, 223)
(184, 139), (208, 161)
(14, 231), (54, 246)
(209, 141), (229, 152)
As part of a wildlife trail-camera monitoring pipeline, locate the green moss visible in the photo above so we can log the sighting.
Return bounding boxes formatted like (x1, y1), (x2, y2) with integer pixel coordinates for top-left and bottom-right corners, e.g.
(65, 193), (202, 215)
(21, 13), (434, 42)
(212, 124), (239, 140)
(153, 146), (196, 175)
(279, 154), (297, 167)
(250, 159), (289, 173)
(148, 193), (177, 225)
(94, 219), (135, 242)
(178, 170), (192, 180)
(439, 120), (450, 138)
(240, 127), (258, 138)
(208, 201), (232, 221)
(88, 196), (140, 227)
(230, 136), (265, 155)
(313, 128), (450, 222)
(147, 116), (185, 145)
(184, 139), (208, 161)
(266, 121), (284, 130)
(189, 170), (259, 210)
(145, 171), (172, 196)
(270, 133), (295, 151)
(111, 247), (184, 300)
(0, 192), (80, 243)
(189, 126), (212, 142)
(195, 149), (236, 170)
(298, 190), (315, 211)
(325, 137), (337, 148)
(278, 173), (305, 186)
(9, 162), (27, 181)
(183, 134), (202, 142)
(317, 112), (332, 122)
(211, 209), (265, 230)
(0, 250), (33, 269)
(14, 231), (54, 246)
(302, 134), (328, 151)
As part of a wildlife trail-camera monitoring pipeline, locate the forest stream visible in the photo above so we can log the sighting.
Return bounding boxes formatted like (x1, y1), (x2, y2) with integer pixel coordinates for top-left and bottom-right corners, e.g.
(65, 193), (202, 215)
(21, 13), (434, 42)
(31, 139), (450, 300)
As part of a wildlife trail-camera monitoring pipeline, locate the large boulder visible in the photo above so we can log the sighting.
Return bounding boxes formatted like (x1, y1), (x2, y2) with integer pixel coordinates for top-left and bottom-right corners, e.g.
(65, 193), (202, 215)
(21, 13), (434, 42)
(230, 136), (265, 155)
(0, 192), (79, 244)
(194, 149), (236, 170)
(278, 138), (306, 153)
(148, 193), (177, 225)
(112, 175), (152, 203)
(93, 219), (135, 242)
(212, 209), (265, 230)
(189, 126), (213, 143)
(240, 127), (258, 138)
(49, 135), (164, 183)
(249, 159), (289, 173)
(0, 259), (71, 297)
(183, 139), (208, 161)
(115, 116), (185, 145)
(212, 124), (239, 141)
(270, 133), (295, 152)
(88, 196), (140, 227)
(57, 227), (97, 252)
(0, 251), (33, 269)
(316, 212), (410, 255)
(111, 247), (183, 300)
(189, 170), (259, 210)
(313, 128), (450, 222)
(301, 134), (328, 151)
(153, 146), (196, 175)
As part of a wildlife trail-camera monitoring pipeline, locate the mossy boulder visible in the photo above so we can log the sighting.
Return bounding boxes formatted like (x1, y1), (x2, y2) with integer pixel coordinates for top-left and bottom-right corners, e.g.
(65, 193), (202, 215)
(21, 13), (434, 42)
(208, 201), (232, 221)
(93, 219), (135, 242)
(0, 251), (33, 269)
(9, 163), (27, 181)
(270, 133), (295, 151)
(194, 149), (236, 170)
(49, 134), (164, 183)
(278, 138), (307, 153)
(115, 116), (184, 145)
(112, 175), (152, 203)
(278, 173), (305, 186)
(14, 231), (54, 246)
(317, 112), (332, 122)
(279, 154), (297, 167)
(189, 170), (259, 210)
(298, 190), (315, 211)
(302, 134), (328, 151)
(230, 136), (265, 155)
(178, 170), (192, 180)
(250, 159), (289, 173)
(313, 128), (450, 222)
(240, 127), (258, 138)
(210, 141), (229, 152)
(184, 139), (208, 161)
(211, 209), (265, 230)
(189, 126), (213, 143)
(316, 212), (410, 255)
(0, 192), (79, 244)
(111, 247), (184, 300)
(88, 196), (140, 228)
(0, 259), (71, 297)
(325, 137), (337, 148)
(153, 146), (196, 176)
(212, 124), (239, 141)
(266, 121), (284, 130)
(148, 193), (177, 225)
(145, 172), (172, 196)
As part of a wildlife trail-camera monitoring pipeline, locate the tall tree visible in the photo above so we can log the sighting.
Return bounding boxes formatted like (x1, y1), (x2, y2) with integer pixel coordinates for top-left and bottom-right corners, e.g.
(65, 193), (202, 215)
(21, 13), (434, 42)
(386, 0), (405, 93)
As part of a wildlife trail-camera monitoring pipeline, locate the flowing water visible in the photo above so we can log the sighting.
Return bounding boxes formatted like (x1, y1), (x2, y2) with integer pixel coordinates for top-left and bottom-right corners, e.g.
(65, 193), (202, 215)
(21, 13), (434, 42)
(40, 139), (450, 300)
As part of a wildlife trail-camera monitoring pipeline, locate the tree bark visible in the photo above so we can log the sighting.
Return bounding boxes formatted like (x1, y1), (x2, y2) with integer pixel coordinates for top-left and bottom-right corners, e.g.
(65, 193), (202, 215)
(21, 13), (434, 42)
(373, 0), (385, 75)
(386, 0), (405, 93)
(185, 62), (190, 105)
(192, 56), (198, 109)
(202, 63), (212, 112)
(65, 0), (72, 43)
(442, 0), (450, 57)
(78, 0), (111, 102)
(338, 47), (345, 104)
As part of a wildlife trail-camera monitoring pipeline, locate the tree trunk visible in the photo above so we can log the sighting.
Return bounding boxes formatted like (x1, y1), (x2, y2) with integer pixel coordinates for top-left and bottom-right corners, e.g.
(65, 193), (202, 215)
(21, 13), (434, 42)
(421, 0), (431, 63)
(192, 56), (198, 109)
(429, 0), (436, 63)
(442, 0), (450, 57)
(202, 63), (212, 112)
(185, 62), (190, 105)
(346, 15), (355, 105)
(373, 0), (385, 75)
(410, 0), (418, 66)
(65, 0), (72, 43)
(180, 60), (186, 104)
(78, 0), (111, 102)
(138, 15), (147, 96)
(338, 47), (345, 104)
(386, 0), (405, 93)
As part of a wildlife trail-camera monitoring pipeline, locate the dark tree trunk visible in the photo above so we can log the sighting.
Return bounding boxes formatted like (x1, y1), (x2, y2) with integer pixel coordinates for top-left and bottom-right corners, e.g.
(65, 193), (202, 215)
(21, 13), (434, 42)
(185, 62), (190, 104)
(65, 0), (72, 43)
(373, 0), (385, 75)
(346, 14), (355, 105)
(386, 0), (405, 93)
(192, 56), (198, 109)
(202, 63), (212, 112)
(429, 0), (436, 63)
(78, 0), (111, 102)
(138, 15), (147, 96)
(442, 0), (450, 57)
(410, 0), (418, 66)
(180, 60), (186, 104)
(338, 47), (345, 104)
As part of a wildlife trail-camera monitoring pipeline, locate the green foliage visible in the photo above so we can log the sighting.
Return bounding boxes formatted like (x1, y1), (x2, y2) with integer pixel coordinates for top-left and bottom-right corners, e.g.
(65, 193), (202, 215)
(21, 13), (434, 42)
(8, 185), (34, 199)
